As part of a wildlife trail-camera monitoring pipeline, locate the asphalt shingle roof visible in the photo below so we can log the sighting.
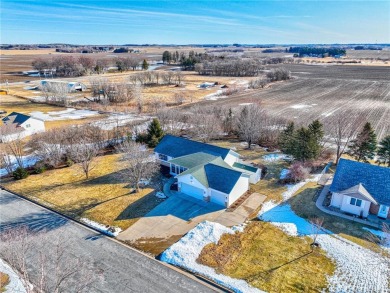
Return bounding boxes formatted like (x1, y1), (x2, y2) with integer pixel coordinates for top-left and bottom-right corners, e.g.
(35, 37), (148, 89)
(232, 162), (258, 174)
(177, 157), (244, 194)
(155, 135), (237, 160)
(2, 112), (31, 126)
(168, 152), (217, 169)
(330, 159), (390, 206)
(205, 164), (243, 194)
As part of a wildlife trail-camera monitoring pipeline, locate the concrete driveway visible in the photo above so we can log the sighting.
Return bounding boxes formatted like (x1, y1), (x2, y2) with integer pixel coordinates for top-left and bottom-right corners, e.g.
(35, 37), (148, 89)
(0, 190), (216, 293)
(118, 192), (266, 244)
(118, 193), (225, 242)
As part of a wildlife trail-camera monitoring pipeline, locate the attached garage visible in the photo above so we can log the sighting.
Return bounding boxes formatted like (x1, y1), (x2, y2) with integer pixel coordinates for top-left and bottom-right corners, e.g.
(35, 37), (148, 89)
(180, 183), (205, 200)
(210, 189), (227, 207)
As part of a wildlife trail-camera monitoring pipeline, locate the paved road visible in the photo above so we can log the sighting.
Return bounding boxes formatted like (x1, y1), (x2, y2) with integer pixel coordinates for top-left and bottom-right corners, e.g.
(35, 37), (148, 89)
(0, 190), (216, 293)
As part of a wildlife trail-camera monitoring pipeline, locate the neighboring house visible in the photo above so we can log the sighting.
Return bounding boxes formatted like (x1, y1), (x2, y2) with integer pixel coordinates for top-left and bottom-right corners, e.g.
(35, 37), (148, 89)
(1, 112), (45, 142)
(155, 135), (261, 207)
(329, 159), (390, 219)
(40, 80), (87, 92)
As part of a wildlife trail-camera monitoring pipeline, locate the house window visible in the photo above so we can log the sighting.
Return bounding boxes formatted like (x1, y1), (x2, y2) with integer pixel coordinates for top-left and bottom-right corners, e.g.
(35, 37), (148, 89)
(171, 164), (176, 173)
(350, 198), (362, 207)
(179, 166), (185, 173)
(159, 154), (168, 161)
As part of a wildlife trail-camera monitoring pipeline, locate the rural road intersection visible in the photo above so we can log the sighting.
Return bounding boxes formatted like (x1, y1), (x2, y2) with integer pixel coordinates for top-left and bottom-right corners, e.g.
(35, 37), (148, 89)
(0, 190), (217, 293)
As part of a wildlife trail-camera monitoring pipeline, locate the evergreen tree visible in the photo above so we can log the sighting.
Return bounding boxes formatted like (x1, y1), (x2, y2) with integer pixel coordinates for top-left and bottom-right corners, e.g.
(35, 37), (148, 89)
(146, 118), (164, 148)
(376, 135), (390, 167)
(278, 122), (295, 154)
(349, 122), (377, 163)
(308, 119), (324, 158)
(294, 127), (319, 162)
(142, 59), (149, 70)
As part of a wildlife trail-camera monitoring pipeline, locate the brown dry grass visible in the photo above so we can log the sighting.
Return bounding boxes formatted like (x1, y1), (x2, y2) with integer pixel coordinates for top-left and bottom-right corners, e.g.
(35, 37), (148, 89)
(198, 222), (335, 293)
(0, 272), (10, 292)
(2, 153), (162, 230)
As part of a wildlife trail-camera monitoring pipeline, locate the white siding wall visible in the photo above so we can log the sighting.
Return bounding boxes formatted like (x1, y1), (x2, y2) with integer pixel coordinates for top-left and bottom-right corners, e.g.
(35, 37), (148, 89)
(210, 188), (228, 207)
(21, 118), (45, 136)
(249, 170), (261, 184)
(224, 151), (239, 166)
(340, 195), (370, 217)
(330, 192), (343, 208)
(227, 175), (249, 207)
(177, 174), (207, 198)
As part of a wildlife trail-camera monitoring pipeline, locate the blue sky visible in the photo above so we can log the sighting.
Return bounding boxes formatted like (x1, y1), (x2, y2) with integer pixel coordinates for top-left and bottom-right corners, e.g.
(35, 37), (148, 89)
(1, 0), (389, 44)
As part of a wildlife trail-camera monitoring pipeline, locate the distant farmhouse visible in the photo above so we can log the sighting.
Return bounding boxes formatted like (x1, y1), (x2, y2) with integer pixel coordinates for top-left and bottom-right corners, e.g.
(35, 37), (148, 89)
(40, 80), (87, 92)
(0, 112), (45, 142)
(154, 135), (261, 207)
(329, 159), (390, 219)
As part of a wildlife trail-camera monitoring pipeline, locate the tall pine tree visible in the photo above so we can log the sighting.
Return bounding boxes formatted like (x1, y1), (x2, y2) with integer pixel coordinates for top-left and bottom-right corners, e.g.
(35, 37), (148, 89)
(349, 122), (377, 163)
(376, 135), (390, 167)
(146, 118), (164, 148)
(142, 59), (149, 70)
(278, 122), (295, 154)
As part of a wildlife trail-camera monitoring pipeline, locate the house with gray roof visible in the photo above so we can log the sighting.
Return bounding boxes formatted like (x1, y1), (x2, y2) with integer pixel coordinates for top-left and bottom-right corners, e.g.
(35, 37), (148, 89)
(155, 135), (260, 207)
(1, 112), (45, 142)
(329, 159), (390, 219)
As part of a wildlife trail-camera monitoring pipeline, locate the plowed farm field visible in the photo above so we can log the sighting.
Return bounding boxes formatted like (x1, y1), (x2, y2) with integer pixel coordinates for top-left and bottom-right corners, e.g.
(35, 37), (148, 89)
(196, 64), (390, 139)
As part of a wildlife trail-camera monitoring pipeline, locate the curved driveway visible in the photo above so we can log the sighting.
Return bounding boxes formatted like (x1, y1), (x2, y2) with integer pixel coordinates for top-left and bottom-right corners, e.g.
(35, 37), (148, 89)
(0, 190), (217, 293)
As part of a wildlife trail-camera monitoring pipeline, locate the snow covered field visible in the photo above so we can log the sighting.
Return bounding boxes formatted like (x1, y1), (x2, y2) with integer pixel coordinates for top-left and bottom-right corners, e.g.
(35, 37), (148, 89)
(0, 155), (39, 177)
(29, 108), (99, 121)
(160, 221), (262, 293)
(0, 259), (26, 293)
(91, 114), (148, 131)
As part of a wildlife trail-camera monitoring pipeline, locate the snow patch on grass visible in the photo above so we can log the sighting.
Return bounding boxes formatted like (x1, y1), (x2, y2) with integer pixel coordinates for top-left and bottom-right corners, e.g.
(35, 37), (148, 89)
(160, 221), (263, 293)
(290, 104), (312, 109)
(0, 155), (39, 177)
(29, 109), (99, 121)
(80, 218), (122, 237)
(0, 258), (27, 293)
(363, 227), (390, 253)
(259, 204), (390, 292)
(262, 153), (287, 162)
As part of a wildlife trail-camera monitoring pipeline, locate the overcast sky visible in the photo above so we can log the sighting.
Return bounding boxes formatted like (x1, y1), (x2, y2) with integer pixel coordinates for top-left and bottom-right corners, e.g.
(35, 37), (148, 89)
(1, 0), (389, 44)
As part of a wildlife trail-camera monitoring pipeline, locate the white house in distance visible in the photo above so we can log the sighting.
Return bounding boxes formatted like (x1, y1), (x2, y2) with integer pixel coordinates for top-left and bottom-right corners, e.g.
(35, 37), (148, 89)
(154, 135), (261, 207)
(40, 80), (87, 92)
(329, 158), (390, 219)
(0, 112), (45, 142)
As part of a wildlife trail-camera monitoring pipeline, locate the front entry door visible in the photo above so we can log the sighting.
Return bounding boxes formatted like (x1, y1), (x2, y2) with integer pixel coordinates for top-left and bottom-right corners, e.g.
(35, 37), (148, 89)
(378, 205), (389, 219)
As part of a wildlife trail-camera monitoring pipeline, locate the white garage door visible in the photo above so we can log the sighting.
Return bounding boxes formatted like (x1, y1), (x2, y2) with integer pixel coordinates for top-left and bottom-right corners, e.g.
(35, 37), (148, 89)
(181, 183), (204, 200)
(210, 189), (227, 207)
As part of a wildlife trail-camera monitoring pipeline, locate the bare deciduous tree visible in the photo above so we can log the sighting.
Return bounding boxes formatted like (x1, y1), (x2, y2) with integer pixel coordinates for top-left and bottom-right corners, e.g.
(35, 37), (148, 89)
(116, 141), (159, 192)
(309, 217), (324, 248)
(325, 111), (363, 164)
(190, 106), (222, 142)
(236, 103), (265, 149)
(0, 227), (98, 293)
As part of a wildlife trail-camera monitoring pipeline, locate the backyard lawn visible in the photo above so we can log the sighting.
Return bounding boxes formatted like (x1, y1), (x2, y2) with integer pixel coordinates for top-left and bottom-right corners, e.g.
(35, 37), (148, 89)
(198, 222), (335, 293)
(2, 153), (163, 230)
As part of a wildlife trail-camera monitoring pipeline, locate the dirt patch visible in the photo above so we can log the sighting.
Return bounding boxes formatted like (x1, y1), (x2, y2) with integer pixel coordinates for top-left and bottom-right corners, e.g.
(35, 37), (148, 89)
(127, 235), (183, 256)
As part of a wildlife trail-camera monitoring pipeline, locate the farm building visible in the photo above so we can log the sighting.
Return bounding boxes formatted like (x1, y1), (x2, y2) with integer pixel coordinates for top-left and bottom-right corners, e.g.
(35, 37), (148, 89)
(154, 135), (260, 207)
(40, 80), (87, 92)
(0, 112), (45, 142)
(329, 159), (390, 219)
